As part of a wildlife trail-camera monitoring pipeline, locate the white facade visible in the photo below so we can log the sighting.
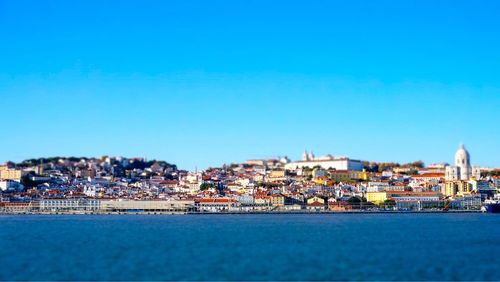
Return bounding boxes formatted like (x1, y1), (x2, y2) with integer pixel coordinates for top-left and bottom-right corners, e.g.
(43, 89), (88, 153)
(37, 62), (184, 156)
(456, 144), (471, 180)
(100, 200), (194, 211)
(285, 158), (363, 171)
(472, 167), (481, 180)
(367, 182), (390, 192)
(445, 166), (460, 181)
(40, 198), (100, 211)
(0, 180), (24, 192)
(83, 185), (98, 197)
(445, 144), (480, 181)
(393, 196), (441, 202)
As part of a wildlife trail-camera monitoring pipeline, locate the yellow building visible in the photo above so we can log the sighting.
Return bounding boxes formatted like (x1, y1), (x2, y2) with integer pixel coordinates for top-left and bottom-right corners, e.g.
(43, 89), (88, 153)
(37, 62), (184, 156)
(270, 195), (285, 207)
(313, 177), (334, 186)
(269, 170), (286, 182)
(306, 196), (326, 210)
(351, 170), (369, 181)
(330, 170), (368, 183)
(444, 182), (454, 196)
(0, 167), (22, 181)
(444, 181), (473, 197)
(366, 192), (388, 205)
(307, 196), (325, 205)
(330, 171), (350, 182)
(270, 170), (285, 178)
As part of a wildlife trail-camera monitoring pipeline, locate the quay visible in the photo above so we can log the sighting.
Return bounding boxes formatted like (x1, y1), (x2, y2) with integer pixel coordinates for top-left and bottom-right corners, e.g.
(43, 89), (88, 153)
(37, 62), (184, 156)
(0, 209), (483, 215)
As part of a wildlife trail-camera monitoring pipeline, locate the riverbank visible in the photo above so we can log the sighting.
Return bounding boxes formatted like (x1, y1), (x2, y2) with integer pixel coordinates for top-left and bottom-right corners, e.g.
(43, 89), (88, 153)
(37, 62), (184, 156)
(0, 210), (483, 215)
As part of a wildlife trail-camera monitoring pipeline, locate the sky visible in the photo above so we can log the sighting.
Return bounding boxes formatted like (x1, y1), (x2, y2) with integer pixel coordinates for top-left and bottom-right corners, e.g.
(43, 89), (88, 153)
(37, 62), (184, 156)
(0, 0), (499, 170)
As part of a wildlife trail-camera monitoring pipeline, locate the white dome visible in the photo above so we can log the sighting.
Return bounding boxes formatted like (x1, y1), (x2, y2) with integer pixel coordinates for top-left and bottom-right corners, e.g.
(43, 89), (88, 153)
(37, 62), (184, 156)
(455, 144), (470, 166)
(318, 154), (334, 161)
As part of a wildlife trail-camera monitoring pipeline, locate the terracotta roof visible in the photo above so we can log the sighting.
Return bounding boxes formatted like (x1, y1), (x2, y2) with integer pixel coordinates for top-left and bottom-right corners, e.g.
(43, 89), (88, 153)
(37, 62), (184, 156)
(386, 191), (441, 197)
(413, 173), (445, 178)
(195, 198), (236, 203)
(160, 180), (179, 185)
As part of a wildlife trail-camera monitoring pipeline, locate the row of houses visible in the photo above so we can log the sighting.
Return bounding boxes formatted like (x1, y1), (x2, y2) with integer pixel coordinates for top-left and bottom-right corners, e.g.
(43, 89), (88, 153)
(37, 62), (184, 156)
(0, 192), (484, 213)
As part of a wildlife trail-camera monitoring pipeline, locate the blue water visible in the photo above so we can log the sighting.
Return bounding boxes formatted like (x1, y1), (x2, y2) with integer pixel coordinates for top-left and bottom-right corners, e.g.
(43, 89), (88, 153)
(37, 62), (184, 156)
(0, 214), (499, 281)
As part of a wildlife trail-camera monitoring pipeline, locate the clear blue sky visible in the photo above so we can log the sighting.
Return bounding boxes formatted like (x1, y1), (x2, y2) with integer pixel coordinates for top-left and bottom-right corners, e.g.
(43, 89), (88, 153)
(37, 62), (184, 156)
(0, 0), (499, 170)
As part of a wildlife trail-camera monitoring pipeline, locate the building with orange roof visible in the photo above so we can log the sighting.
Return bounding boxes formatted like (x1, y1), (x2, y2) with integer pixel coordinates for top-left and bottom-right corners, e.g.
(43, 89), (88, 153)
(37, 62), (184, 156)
(306, 196), (326, 211)
(270, 194), (285, 207)
(0, 166), (22, 181)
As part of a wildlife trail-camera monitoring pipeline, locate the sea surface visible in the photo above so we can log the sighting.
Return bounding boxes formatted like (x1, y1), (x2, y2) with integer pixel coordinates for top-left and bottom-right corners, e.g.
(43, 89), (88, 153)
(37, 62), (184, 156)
(0, 214), (499, 281)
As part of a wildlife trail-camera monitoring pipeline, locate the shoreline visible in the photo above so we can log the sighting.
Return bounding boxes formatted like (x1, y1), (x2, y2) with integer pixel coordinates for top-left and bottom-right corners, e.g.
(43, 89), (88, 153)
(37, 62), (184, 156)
(0, 210), (484, 215)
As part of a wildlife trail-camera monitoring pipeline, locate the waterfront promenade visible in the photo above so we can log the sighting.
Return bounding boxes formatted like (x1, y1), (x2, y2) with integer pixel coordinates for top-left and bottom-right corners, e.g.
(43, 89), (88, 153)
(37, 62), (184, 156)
(0, 209), (483, 215)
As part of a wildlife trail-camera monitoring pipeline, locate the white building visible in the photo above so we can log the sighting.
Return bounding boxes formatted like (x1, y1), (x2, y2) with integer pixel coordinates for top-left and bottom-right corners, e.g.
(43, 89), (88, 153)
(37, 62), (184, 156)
(0, 180), (24, 192)
(100, 200), (194, 212)
(445, 144), (481, 181)
(285, 153), (363, 171)
(40, 198), (100, 211)
(366, 182), (390, 192)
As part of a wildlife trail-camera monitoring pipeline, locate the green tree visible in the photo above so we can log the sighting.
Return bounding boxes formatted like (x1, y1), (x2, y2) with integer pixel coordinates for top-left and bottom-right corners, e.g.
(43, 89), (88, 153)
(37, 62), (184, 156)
(347, 196), (367, 203)
(200, 183), (213, 191)
(382, 199), (396, 208)
(347, 196), (367, 209)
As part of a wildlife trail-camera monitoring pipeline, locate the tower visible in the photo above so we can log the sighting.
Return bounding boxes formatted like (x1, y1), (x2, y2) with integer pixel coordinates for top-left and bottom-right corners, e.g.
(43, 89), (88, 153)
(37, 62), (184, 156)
(444, 144), (479, 196)
(308, 151), (315, 161)
(455, 144), (471, 180)
(39, 159), (44, 175)
(302, 150), (310, 161)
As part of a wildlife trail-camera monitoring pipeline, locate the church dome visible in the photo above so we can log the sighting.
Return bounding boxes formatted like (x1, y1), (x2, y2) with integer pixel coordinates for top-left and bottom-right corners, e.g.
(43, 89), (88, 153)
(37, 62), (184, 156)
(318, 154), (334, 161)
(455, 144), (470, 167)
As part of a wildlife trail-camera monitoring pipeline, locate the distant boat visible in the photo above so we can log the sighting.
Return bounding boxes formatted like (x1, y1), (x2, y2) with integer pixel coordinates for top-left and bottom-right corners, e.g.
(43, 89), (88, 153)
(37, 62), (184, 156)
(482, 200), (500, 213)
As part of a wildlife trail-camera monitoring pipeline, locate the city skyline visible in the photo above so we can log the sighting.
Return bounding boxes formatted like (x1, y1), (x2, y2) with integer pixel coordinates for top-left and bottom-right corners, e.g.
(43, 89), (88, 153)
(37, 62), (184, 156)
(1, 0), (499, 170)
(2, 1), (500, 282)
(0, 142), (496, 171)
